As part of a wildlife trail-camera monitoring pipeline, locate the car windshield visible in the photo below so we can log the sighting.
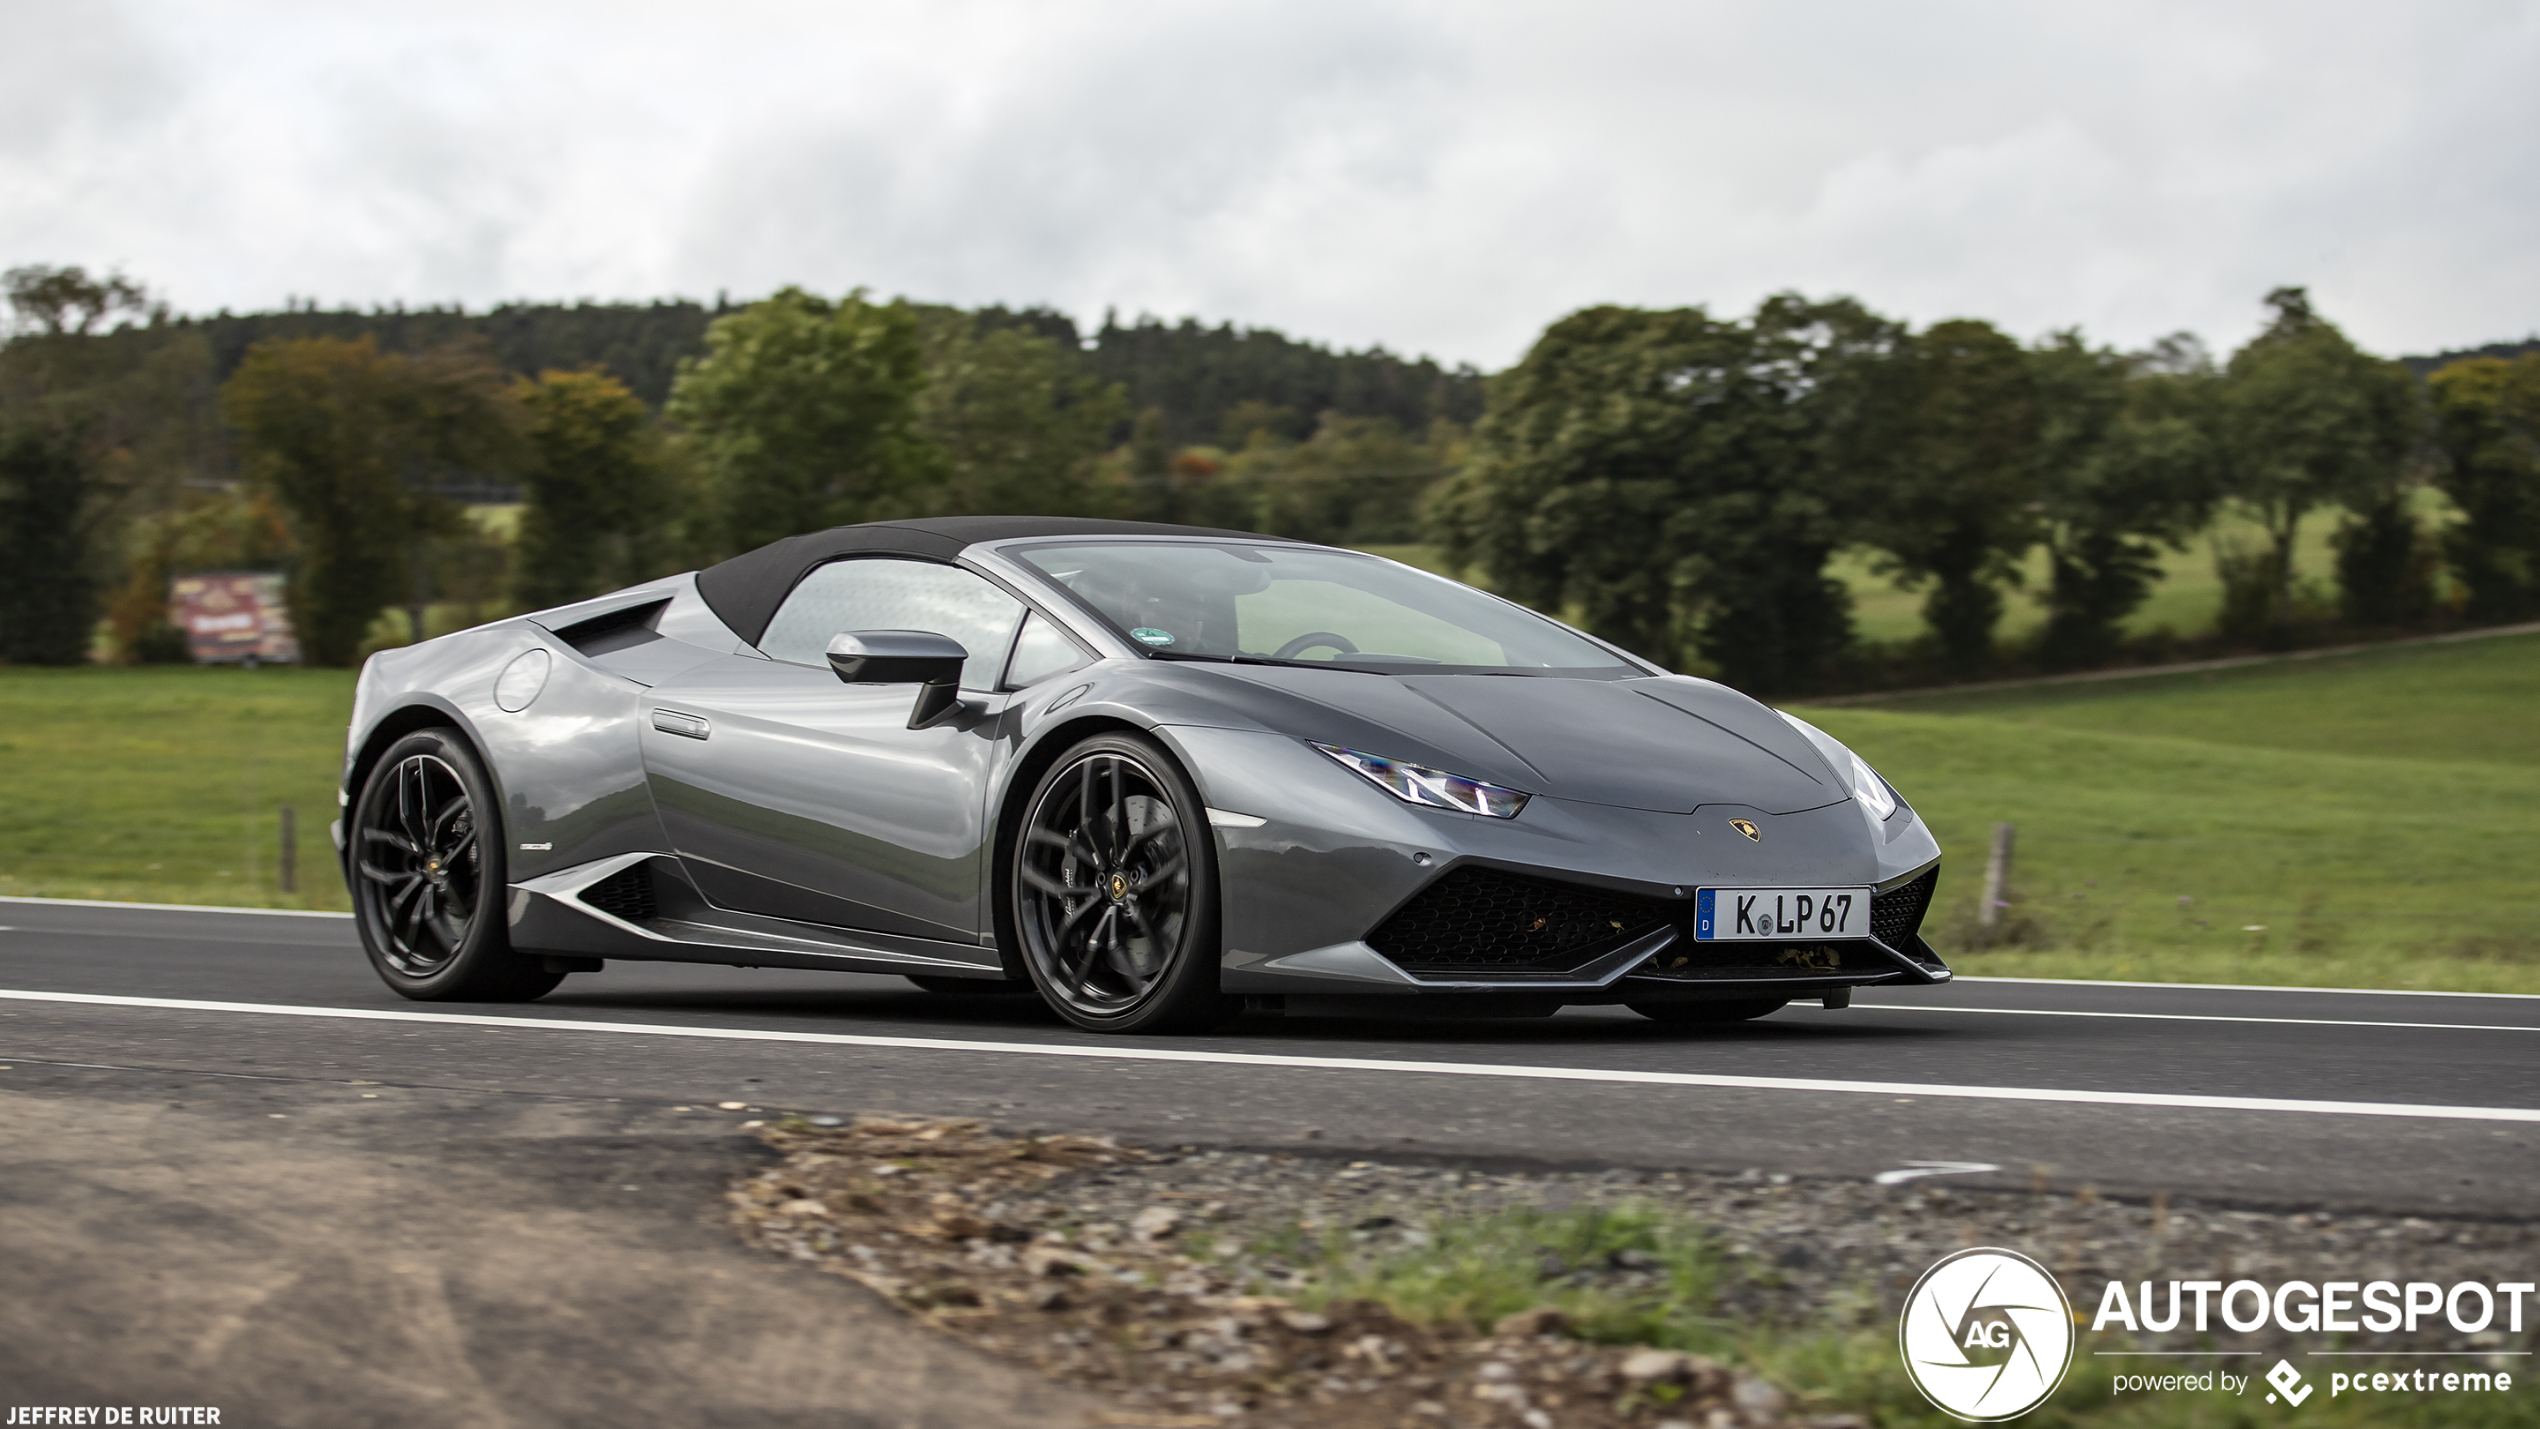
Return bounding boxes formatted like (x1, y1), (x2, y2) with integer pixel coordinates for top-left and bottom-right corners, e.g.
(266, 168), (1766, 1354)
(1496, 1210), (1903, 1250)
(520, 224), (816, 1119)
(1013, 542), (1643, 675)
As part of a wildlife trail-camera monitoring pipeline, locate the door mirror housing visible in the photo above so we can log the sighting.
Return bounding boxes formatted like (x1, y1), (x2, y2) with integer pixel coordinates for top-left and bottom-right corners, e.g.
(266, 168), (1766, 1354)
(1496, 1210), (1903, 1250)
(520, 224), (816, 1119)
(826, 630), (968, 728)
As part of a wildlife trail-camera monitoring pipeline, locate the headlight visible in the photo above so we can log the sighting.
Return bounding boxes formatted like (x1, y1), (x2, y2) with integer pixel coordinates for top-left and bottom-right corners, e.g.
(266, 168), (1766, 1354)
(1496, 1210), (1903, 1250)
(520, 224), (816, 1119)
(1776, 711), (1900, 820)
(1313, 743), (1530, 819)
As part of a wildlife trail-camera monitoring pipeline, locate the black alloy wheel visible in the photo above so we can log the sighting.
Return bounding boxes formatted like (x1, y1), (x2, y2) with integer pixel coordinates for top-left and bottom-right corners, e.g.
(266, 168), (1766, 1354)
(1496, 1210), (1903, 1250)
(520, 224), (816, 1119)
(350, 729), (561, 1002)
(1012, 733), (1232, 1033)
(1626, 998), (1789, 1024)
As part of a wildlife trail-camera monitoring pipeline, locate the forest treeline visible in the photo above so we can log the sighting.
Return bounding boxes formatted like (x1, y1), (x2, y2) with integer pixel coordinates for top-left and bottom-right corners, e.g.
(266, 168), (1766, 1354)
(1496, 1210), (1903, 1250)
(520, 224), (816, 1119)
(2, 264), (2535, 693)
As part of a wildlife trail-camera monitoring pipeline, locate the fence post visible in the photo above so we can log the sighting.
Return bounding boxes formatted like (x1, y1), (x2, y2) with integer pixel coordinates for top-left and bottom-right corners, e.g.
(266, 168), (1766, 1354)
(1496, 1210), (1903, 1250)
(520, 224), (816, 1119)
(278, 806), (297, 895)
(1978, 821), (2015, 929)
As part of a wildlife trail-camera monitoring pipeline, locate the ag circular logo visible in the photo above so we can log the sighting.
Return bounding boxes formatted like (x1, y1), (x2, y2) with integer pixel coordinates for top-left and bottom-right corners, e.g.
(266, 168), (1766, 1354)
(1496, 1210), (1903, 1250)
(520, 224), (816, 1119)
(1899, 1247), (2075, 1422)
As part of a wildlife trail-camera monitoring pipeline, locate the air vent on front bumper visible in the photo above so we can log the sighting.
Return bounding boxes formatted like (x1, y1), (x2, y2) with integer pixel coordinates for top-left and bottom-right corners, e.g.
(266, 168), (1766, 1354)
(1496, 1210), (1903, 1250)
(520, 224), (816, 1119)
(579, 864), (657, 923)
(1635, 942), (1857, 980)
(1872, 868), (1938, 948)
(1366, 866), (1669, 976)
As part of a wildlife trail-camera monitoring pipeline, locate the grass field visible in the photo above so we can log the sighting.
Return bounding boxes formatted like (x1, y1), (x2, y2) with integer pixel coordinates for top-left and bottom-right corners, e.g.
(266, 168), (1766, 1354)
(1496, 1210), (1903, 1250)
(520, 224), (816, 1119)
(1794, 631), (2540, 992)
(0, 667), (356, 912)
(2, 632), (2531, 991)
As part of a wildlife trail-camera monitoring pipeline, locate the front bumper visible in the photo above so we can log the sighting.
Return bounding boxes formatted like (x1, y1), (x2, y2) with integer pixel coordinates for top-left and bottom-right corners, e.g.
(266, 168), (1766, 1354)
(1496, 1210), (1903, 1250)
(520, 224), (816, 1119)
(1161, 725), (1948, 1004)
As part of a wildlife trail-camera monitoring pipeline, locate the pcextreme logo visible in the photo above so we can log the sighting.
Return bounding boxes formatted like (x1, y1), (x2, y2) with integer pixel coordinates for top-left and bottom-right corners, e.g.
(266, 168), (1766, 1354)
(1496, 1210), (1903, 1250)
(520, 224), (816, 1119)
(1900, 1248), (2077, 1422)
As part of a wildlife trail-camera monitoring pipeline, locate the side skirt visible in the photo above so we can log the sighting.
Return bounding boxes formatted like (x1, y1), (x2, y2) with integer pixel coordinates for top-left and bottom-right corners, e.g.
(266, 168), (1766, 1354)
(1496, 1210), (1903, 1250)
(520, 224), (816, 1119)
(507, 852), (1005, 977)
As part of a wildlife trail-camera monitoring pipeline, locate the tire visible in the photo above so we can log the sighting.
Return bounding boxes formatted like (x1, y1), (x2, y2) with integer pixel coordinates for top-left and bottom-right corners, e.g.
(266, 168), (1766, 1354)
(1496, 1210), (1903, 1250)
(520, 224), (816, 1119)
(1009, 732), (1236, 1034)
(905, 974), (1033, 995)
(1627, 998), (1788, 1025)
(348, 728), (563, 1002)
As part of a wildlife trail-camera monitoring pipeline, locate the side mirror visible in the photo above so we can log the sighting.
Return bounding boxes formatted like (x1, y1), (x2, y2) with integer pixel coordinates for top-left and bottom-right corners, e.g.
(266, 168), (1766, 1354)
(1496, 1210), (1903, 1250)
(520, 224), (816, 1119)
(826, 630), (969, 728)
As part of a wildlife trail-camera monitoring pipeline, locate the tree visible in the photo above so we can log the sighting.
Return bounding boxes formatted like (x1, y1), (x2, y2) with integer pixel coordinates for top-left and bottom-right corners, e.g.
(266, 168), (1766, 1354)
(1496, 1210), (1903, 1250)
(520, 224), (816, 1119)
(2218, 288), (2420, 633)
(910, 311), (1127, 518)
(1215, 412), (1453, 546)
(2427, 353), (2540, 621)
(513, 368), (672, 609)
(0, 420), (101, 663)
(1122, 407), (1175, 522)
(665, 288), (932, 555)
(1858, 319), (2040, 676)
(0, 269), (203, 663)
(1430, 296), (1893, 692)
(222, 336), (522, 665)
(1084, 311), (1485, 448)
(2330, 491), (2440, 628)
(2026, 332), (2222, 668)
(3, 265), (155, 338)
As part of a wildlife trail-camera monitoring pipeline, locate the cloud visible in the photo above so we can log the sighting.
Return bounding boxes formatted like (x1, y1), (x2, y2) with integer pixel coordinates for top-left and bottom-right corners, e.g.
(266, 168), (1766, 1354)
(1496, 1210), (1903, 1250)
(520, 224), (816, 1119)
(0, 0), (173, 158)
(2, 0), (2534, 365)
(671, 1), (1464, 327)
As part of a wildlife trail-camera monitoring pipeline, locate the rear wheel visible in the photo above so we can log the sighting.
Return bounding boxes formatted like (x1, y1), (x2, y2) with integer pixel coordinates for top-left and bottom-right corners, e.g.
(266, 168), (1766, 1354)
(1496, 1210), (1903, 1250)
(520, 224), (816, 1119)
(350, 729), (562, 1002)
(1011, 733), (1234, 1034)
(1627, 998), (1788, 1024)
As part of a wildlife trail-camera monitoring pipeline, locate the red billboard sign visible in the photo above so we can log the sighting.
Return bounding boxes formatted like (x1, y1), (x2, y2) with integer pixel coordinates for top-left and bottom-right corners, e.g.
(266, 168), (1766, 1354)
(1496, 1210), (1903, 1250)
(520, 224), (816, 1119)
(169, 572), (300, 665)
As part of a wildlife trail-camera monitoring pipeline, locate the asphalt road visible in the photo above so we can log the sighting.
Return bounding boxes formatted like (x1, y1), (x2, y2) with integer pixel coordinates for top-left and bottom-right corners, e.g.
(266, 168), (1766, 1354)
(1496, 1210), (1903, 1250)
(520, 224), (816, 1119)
(5, 896), (2536, 1217)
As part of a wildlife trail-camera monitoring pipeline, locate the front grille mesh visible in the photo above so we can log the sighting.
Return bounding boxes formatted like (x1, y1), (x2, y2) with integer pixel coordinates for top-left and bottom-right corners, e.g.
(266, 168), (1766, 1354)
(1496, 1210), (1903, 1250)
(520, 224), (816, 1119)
(580, 864), (657, 922)
(1367, 867), (1666, 974)
(1872, 869), (1937, 948)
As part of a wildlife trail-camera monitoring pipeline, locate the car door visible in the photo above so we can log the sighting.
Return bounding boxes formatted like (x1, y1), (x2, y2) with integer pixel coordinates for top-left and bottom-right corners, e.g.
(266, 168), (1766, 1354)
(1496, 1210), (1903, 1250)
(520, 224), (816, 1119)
(638, 557), (1026, 942)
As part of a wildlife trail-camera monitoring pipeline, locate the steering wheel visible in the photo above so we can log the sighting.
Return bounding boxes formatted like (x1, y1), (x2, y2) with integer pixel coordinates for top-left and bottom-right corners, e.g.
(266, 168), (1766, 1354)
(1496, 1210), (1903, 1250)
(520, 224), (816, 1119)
(1272, 631), (1360, 661)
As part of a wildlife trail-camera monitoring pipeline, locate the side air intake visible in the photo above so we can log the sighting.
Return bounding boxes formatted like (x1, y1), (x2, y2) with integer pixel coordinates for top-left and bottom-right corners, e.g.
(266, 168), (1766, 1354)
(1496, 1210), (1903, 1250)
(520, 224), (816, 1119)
(578, 863), (658, 923)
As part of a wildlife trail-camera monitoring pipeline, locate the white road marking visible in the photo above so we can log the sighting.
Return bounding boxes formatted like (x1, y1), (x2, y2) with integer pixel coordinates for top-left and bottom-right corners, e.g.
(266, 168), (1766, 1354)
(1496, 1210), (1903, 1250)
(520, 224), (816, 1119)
(0, 926), (343, 947)
(1871, 1160), (2000, 1186)
(1966, 975), (2540, 1002)
(0, 896), (351, 919)
(6, 987), (2539, 1124)
(1842, 1004), (2540, 1034)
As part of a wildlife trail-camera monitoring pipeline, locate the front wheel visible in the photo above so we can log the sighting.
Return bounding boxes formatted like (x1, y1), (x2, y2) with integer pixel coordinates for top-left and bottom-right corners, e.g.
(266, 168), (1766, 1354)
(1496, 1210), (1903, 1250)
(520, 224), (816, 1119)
(1010, 733), (1235, 1034)
(1627, 998), (1788, 1025)
(349, 729), (562, 1002)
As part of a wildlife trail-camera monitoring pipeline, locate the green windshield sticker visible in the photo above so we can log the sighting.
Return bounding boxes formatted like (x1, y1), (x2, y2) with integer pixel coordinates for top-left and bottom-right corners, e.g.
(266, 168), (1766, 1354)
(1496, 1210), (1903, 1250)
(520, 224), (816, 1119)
(1131, 627), (1175, 646)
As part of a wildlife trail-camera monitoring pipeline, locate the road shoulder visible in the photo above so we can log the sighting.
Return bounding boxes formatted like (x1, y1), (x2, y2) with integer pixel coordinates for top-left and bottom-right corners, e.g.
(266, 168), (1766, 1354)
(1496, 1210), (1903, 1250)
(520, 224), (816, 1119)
(0, 1073), (1099, 1428)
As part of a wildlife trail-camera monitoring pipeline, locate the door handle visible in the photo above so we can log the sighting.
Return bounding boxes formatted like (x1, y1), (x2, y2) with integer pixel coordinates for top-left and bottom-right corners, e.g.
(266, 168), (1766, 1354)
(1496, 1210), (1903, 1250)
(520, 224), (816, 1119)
(651, 709), (710, 740)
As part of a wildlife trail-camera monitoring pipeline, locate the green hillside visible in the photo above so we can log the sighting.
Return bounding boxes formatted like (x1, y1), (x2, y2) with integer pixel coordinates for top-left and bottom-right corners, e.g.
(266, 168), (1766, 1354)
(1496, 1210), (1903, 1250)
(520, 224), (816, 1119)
(1796, 632), (2540, 991)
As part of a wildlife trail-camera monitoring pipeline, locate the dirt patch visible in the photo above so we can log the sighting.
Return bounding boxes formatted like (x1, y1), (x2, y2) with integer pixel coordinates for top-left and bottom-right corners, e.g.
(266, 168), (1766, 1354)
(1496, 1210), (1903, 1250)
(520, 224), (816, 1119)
(731, 1117), (1823, 1429)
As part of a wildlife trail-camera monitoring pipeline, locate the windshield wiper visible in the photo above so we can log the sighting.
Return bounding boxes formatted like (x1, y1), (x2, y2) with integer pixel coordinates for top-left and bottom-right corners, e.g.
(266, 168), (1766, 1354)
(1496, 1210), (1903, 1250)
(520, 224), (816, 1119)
(1141, 650), (1286, 667)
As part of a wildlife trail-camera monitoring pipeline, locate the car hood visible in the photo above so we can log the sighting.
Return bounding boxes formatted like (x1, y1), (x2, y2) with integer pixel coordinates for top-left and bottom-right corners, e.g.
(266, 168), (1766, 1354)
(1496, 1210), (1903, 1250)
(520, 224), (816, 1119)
(1183, 667), (1845, 815)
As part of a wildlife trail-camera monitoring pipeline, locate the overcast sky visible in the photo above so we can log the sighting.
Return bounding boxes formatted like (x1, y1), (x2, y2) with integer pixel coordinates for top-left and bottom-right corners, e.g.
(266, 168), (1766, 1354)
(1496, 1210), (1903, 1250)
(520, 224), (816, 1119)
(6, 0), (2535, 368)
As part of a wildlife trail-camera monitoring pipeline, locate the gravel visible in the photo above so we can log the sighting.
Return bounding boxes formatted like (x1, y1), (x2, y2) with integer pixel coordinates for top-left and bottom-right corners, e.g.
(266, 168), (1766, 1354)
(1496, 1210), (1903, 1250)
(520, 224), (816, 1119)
(730, 1115), (2536, 1427)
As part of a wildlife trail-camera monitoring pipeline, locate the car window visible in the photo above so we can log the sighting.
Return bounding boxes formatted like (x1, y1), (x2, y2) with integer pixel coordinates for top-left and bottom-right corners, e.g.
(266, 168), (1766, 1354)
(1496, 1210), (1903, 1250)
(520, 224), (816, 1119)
(760, 558), (1024, 691)
(1002, 611), (1092, 690)
(1015, 542), (1638, 674)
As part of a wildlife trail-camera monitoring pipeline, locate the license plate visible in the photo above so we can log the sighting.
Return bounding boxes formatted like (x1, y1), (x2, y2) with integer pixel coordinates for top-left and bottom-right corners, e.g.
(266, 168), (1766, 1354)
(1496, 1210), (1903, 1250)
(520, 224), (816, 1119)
(1695, 887), (1872, 941)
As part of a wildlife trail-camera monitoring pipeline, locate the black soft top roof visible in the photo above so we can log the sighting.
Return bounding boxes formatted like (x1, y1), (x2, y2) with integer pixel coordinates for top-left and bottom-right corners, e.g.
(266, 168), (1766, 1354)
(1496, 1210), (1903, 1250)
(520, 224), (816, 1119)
(694, 516), (1299, 645)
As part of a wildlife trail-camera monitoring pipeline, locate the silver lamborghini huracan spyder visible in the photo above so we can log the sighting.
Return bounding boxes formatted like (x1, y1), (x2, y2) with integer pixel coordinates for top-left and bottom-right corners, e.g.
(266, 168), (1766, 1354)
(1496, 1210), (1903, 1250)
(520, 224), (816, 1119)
(335, 517), (1948, 1032)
